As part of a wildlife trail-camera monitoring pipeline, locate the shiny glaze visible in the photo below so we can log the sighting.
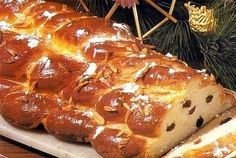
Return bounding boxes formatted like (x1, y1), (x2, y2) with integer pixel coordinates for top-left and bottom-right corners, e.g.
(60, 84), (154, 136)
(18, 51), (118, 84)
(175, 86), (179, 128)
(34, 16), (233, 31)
(62, 80), (108, 106)
(28, 3), (74, 31)
(83, 41), (136, 63)
(0, 78), (19, 104)
(0, 32), (17, 45)
(27, 2), (74, 16)
(91, 128), (146, 158)
(115, 54), (196, 85)
(53, 17), (137, 58)
(44, 109), (98, 142)
(127, 99), (167, 136)
(42, 12), (89, 36)
(0, 33), (42, 79)
(0, 1), (214, 158)
(1, 89), (59, 129)
(28, 54), (87, 91)
(61, 64), (117, 106)
(142, 65), (195, 85)
(96, 89), (134, 123)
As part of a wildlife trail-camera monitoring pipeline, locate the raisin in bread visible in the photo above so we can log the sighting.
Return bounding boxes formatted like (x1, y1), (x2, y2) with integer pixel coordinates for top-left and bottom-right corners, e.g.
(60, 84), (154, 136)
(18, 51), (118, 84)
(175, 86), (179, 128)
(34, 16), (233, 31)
(165, 104), (236, 158)
(0, 1), (235, 157)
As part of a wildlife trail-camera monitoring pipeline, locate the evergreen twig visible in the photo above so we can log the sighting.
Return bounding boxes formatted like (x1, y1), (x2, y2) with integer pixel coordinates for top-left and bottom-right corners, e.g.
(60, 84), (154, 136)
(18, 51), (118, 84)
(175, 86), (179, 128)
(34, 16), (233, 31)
(199, 0), (236, 90)
(148, 0), (204, 68)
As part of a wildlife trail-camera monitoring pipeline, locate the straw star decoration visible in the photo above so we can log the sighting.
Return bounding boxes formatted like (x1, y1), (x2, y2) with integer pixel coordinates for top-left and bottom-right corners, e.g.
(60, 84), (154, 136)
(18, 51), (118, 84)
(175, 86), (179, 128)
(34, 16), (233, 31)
(76, 0), (177, 42)
(105, 0), (177, 42)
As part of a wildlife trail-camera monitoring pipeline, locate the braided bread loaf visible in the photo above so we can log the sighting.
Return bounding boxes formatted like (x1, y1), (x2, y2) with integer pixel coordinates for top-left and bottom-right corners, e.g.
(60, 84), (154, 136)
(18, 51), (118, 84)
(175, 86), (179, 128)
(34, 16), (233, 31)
(0, 1), (235, 157)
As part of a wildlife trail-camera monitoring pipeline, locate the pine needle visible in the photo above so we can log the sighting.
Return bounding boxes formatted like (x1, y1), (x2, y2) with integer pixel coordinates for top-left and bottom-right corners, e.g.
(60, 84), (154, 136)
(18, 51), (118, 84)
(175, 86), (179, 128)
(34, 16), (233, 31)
(199, 0), (236, 90)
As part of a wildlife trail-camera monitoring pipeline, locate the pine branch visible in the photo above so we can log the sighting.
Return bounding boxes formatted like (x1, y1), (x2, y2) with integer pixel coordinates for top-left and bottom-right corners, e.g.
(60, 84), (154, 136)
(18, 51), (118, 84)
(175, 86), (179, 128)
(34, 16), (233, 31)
(201, 37), (236, 90)
(82, 0), (113, 17)
(199, 0), (236, 90)
(146, 0), (204, 68)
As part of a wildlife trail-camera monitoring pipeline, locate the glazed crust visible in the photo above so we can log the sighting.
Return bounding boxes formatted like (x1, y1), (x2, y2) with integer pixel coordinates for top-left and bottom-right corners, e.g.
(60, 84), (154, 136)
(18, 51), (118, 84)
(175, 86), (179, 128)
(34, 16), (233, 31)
(0, 1), (235, 158)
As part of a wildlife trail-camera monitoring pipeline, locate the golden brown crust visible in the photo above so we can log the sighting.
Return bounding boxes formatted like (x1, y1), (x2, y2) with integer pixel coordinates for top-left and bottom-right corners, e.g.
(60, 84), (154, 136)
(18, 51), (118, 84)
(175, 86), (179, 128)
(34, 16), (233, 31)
(0, 32), (42, 79)
(0, 78), (19, 105)
(0, 79), (61, 128)
(0, 1), (234, 158)
(91, 128), (146, 158)
(28, 54), (87, 92)
(44, 109), (98, 142)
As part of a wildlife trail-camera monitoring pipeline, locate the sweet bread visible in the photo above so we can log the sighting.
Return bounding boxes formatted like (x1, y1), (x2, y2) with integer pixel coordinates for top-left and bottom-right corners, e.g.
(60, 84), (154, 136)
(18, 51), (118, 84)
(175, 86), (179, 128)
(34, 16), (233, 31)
(0, 1), (235, 157)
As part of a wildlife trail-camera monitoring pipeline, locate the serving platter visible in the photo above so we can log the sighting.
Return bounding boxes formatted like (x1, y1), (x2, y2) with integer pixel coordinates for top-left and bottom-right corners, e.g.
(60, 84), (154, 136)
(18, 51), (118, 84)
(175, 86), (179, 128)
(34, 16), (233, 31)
(0, 116), (101, 158)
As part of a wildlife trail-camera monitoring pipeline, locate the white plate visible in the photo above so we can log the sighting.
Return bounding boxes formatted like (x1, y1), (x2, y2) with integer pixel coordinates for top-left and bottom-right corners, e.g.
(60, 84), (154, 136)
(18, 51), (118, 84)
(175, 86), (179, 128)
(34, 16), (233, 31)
(0, 116), (101, 158)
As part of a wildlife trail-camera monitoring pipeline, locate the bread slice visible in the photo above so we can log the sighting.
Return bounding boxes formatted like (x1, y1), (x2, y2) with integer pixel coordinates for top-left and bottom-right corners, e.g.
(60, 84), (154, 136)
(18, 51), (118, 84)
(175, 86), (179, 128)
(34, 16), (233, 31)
(137, 82), (235, 157)
(165, 105), (236, 158)
(0, 1), (235, 157)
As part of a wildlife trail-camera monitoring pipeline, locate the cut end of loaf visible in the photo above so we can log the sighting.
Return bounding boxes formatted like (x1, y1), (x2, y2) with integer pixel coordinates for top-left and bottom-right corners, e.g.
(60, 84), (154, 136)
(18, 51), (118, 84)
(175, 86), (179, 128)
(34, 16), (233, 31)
(165, 107), (236, 158)
(145, 78), (235, 157)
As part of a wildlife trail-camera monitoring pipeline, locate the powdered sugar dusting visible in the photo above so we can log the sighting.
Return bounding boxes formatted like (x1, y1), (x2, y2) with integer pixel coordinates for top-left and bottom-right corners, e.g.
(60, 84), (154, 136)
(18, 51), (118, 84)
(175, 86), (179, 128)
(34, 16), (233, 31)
(120, 83), (139, 93)
(213, 146), (230, 157)
(15, 34), (40, 48)
(83, 63), (97, 76)
(93, 126), (105, 139)
(168, 68), (176, 74)
(112, 137), (122, 143)
(72, 119), (83, 125)
(27, 38), (40, 48)
(0, 21), (12, 31)
(0, 84), (10, 89)
(82, 110), (94, 118)
(43, 11), (57, 19)
(4, 0), (13, 3)
(75, 29), (88, 38)
(131, 95), (149, 102)
(38, 56), (55, 76)
(111, 99), (119, 107)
